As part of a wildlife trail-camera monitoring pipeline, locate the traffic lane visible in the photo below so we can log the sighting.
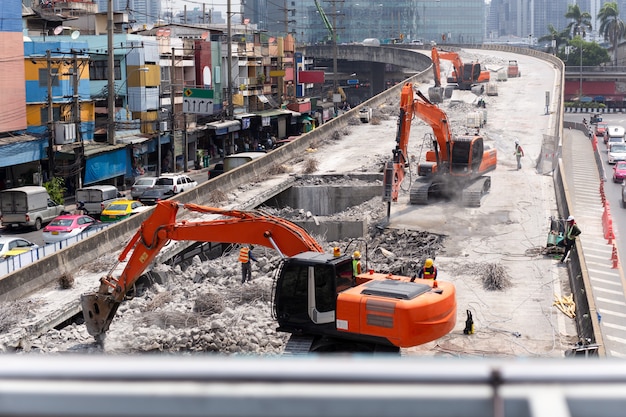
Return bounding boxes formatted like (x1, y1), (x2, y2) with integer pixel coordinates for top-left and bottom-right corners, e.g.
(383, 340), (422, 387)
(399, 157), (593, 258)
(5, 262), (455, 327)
(564, 113), (626, 263)
(0, 166), (214, 245)
(0, 224), (46, 247)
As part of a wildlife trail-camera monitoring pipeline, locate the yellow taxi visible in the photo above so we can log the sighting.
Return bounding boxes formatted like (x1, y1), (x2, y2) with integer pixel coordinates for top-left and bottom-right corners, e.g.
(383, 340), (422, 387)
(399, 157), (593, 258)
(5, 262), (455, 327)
(100, 200), (150, 222)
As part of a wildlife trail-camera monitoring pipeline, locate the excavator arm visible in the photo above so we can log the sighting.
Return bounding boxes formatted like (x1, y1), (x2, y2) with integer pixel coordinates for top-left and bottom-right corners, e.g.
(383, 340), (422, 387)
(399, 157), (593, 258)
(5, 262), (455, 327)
(81, 201), (324, 339)
(382, 83), (415, 212)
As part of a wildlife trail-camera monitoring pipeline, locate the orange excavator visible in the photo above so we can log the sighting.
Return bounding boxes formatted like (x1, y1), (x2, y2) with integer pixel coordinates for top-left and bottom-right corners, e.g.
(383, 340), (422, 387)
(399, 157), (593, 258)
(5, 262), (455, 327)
(383, 82), (497, 210)
(428, 47), (490, 102)
(81, 201), (457, 353)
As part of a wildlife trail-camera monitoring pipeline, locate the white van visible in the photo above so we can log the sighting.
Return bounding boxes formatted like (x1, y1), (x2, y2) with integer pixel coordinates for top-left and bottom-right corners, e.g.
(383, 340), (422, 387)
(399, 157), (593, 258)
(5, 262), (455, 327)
(0, 186), (66, 230)
(76, 185), (122, 217)
(606, 125), (625, 148)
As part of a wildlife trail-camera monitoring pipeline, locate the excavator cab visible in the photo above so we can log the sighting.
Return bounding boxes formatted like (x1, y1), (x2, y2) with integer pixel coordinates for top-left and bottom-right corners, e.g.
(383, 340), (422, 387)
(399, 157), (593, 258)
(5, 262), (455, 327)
(274, 252), (353, 332)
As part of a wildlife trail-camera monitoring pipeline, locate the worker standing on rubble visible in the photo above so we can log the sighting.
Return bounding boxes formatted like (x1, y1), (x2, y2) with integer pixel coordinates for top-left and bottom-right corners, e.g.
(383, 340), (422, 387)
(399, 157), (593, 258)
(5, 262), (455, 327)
(559, 216), (581, 263)
(411, 258), (438, 281)
(514, 140), (524, 170)
(239, 244), (257, 283)
(352, 251), (362, 277)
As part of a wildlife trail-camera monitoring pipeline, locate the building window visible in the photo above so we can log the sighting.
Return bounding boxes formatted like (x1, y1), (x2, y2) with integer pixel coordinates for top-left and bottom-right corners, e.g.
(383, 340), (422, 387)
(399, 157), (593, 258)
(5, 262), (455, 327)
(40, 107), (61, 124)
(39, 68), (60, 87)
(89, 60), (122, 81)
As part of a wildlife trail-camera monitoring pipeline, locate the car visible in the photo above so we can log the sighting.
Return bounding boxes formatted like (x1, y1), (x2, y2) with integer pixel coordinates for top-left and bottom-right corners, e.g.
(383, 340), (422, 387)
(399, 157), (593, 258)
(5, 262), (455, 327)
(596, 122), (608, 138)
(155, 173), (198, 194)
(614, 161), (626, 183)
(138, 186), (175, 206)
(42, 214), (99, 244)
(0, 237), (39, 258)
(208, 163), (224, 179)
(100, 199), (151, 222)
(130, 177), (158, 199)
(608, 143), (626, 164)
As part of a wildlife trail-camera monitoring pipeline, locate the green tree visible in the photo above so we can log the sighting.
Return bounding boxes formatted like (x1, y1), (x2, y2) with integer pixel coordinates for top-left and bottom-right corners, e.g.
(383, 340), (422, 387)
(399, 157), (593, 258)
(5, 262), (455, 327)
(538, 24), (571, 54)
(44, 177), (66, 205)
(598, 2), (626, 66)
(565, 4), (593, 39)
(558, 38), (610, 67)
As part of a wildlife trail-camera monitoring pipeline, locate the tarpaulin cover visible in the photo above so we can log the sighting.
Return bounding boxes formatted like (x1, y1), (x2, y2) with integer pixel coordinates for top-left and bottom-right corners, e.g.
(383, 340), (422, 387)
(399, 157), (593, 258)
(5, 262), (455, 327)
(84, 148), (127, 184)
(0, 137), (46, 168)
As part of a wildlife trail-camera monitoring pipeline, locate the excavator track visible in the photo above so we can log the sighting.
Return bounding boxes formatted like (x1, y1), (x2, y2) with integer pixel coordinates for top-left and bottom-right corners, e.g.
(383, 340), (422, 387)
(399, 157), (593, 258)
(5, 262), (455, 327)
(461, 176), (491, 207)
(409, 179), (433, 205)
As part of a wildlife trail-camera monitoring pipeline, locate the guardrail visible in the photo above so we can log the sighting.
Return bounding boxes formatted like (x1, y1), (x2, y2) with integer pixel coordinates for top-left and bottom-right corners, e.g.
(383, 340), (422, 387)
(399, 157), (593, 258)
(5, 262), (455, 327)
(0, 223), (113, 277)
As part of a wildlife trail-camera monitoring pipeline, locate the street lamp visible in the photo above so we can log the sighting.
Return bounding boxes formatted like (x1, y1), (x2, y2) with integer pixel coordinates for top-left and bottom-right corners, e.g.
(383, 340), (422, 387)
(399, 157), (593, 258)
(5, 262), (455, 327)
(575, 26), (586, 98)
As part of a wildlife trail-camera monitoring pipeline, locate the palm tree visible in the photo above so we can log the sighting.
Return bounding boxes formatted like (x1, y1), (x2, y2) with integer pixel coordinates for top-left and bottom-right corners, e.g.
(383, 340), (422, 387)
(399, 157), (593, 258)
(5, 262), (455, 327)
(598, 2), (626, 66)
(538, 24), (570, 54)
(565, 4), (592, 39)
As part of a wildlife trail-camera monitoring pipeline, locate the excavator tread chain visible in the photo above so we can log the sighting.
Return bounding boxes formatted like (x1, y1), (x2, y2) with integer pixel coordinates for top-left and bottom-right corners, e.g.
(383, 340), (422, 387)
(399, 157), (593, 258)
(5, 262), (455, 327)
(283, 334), (315, 355)
(462, 176), (491, 207)
(409, 179), (432, 205)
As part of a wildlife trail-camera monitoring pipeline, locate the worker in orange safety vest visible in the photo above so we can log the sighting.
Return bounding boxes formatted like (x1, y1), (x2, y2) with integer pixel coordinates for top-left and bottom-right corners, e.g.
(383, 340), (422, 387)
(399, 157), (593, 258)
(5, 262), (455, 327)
(239, 244), (257, 283)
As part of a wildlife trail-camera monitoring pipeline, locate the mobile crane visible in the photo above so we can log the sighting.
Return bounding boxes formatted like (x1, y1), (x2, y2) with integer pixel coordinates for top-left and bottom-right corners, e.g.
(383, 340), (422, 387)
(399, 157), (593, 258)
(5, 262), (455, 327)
(383, 83), (497, 211)
(81, 201), (457, 353)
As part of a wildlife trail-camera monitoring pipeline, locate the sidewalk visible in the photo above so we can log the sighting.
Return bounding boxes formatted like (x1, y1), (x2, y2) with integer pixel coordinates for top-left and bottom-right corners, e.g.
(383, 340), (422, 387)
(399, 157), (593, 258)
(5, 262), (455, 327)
(562, 127), (626, 357)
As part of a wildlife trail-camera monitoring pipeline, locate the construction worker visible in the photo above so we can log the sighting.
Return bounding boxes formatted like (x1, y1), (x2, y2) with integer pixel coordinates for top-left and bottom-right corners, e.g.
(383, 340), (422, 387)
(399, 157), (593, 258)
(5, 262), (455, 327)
(411, 258), (437, 281)
(514, 139), (524, 170)
(239, 244), (257, 283)
(559, 216), (581, 263)
(352, 251), (362, 277)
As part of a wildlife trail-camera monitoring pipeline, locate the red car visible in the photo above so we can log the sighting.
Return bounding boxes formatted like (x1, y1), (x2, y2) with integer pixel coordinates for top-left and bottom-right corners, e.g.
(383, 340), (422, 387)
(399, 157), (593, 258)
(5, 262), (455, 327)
(613, 161), (626, 183)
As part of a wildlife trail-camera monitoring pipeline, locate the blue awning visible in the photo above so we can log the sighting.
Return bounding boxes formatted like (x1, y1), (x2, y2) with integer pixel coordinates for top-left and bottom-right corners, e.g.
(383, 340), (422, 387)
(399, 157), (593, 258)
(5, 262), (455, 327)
(84, 148), (127, 185)
(0, 135), (47, 168)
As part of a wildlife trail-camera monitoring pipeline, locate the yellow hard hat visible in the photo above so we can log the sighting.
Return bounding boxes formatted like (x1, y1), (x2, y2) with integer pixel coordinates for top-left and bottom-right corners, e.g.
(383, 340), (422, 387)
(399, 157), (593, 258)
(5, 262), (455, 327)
(424, 258), (434, 268)
(353, 251), (361, 259)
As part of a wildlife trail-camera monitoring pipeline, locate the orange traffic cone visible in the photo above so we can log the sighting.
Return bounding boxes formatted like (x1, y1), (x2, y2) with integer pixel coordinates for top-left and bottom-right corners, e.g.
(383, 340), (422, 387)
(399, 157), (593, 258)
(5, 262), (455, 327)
(612, 245), (619, 269)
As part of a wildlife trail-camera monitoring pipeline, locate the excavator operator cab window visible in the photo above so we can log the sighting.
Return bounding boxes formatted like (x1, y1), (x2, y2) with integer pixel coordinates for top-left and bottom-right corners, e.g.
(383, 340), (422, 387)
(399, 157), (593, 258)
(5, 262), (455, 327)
(314, 265), (336, 313)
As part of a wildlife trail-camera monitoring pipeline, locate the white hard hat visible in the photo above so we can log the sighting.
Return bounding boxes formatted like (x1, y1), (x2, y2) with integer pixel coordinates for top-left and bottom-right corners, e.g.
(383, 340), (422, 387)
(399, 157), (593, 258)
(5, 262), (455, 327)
(514, 140), (519, 145)
(567, 215), (574, 221)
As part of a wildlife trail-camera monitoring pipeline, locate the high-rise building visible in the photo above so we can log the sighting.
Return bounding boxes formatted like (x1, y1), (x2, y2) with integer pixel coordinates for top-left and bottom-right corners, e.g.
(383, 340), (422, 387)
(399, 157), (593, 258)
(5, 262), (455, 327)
(243, 0), (485, 45)
(486, 0), (571, 42)
(95, 0), (162, 27)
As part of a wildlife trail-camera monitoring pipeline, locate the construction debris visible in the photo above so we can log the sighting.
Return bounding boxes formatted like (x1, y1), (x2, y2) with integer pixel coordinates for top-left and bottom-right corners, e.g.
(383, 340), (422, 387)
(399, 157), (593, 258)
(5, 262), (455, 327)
(553, 294), (576, 318)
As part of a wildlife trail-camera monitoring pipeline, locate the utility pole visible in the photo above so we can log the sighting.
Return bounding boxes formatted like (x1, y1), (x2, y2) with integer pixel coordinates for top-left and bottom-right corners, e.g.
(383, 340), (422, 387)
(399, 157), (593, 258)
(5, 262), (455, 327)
(46, 50), (55, 181)
(72, 55), (83, 188)
(107, 0), (116, 145)
(170, 47), (176, 172)
(227, 0), (233, 120)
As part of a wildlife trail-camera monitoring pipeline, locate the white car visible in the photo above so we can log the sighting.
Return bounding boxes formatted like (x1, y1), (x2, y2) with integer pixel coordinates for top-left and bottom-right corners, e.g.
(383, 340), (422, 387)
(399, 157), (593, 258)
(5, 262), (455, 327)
(155, 173), (198, 194)
(0, 237), (39, 258)
(608, 143), (626, 164)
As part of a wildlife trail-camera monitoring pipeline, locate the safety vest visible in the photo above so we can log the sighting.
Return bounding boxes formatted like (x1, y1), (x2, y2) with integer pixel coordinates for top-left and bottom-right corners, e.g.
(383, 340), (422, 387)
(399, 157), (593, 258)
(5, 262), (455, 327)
(352, 259), (362, 276)
(422, 266), (437, 279)
(239, 247), (250, 263)
(515, 144), (523, 156)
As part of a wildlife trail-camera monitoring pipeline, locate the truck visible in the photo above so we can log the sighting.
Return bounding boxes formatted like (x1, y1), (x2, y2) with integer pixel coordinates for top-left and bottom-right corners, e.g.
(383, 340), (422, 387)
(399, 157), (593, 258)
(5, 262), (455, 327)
(0, 186), (66, 230)
(81, 201), (457, 353)
(75, 185), (122, 218)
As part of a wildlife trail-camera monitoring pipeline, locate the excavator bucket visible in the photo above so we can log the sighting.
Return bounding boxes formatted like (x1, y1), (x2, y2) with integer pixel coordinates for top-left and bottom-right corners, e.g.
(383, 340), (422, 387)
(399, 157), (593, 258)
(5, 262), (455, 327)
(428, 86), (444, 103)
(81, 292), (121, 339)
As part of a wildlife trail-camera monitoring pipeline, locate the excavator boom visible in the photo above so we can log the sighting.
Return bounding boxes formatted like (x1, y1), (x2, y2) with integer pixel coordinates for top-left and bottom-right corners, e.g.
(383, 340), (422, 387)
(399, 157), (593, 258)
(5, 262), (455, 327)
(81, 201), (323, 338)
(82, 200), (456, 352)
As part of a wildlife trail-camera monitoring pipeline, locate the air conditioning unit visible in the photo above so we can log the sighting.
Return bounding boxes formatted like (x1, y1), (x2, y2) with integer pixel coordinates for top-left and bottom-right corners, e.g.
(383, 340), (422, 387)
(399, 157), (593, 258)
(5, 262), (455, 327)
(160, 121), (168, 132)
(54, 123), (77, 145)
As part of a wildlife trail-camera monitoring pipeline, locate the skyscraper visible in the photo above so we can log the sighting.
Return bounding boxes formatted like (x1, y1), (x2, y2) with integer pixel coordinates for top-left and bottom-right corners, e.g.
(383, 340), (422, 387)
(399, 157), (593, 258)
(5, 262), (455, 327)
(95, 0), (162, 27)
